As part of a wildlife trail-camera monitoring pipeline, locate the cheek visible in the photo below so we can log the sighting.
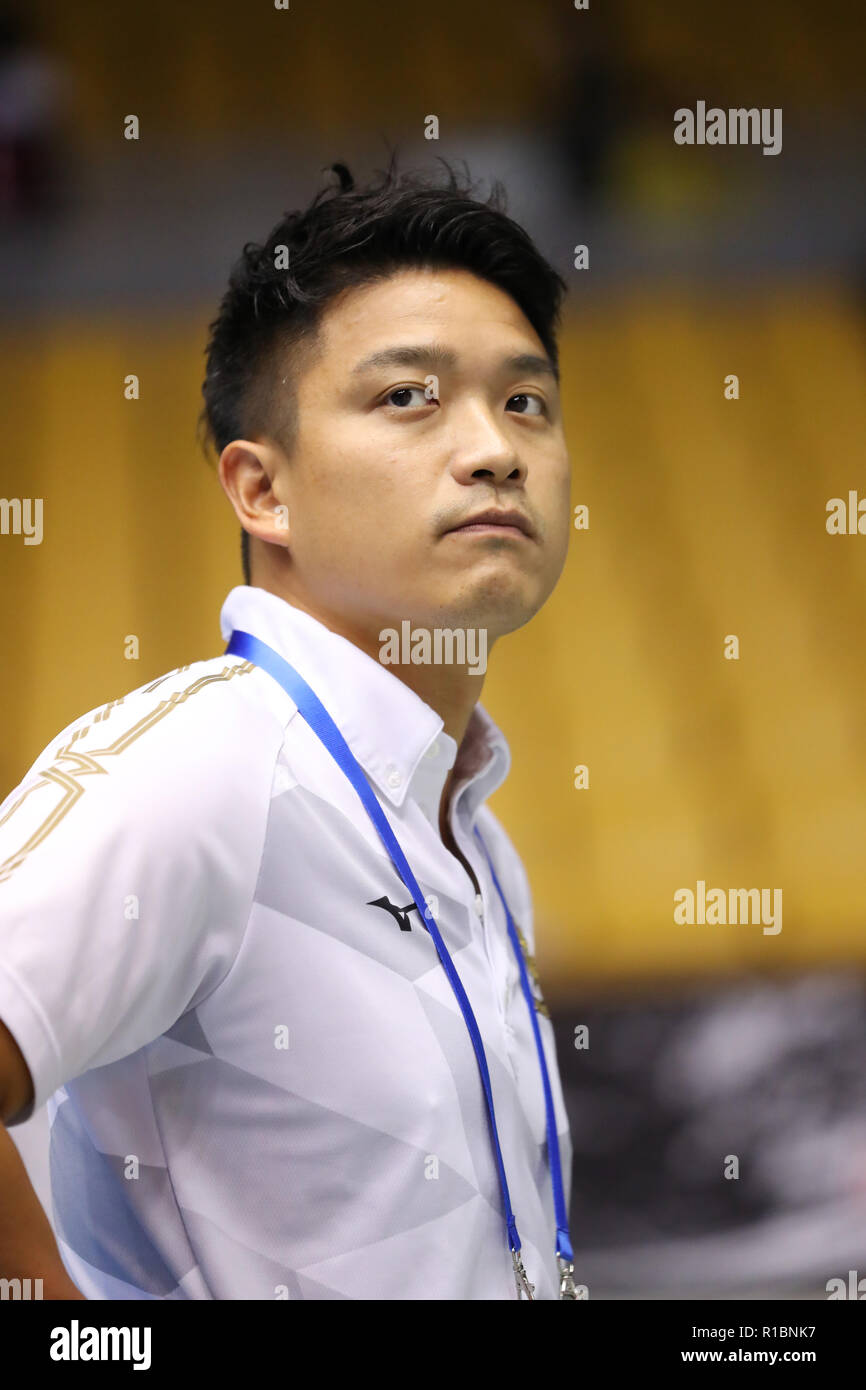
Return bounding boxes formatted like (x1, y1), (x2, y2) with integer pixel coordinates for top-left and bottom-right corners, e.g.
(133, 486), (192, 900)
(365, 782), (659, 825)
(306, 424), (401, 497)
(546, 470), (573, 566)
(292, 458), (410, 559)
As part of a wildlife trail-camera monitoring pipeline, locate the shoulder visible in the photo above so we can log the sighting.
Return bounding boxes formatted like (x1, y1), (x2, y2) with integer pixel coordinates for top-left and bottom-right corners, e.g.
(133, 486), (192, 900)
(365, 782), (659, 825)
(0, 654), (292, 878)
(18, 652), (290, 781)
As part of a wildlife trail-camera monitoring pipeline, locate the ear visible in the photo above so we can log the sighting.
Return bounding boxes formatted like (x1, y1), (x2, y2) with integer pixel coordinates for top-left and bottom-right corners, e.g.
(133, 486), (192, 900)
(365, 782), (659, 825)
(218, 439), (291, 547)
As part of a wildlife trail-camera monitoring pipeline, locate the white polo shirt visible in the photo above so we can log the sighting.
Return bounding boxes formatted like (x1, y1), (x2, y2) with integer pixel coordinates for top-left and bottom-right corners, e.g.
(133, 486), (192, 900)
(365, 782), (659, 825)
(0, 584), (572, 1300)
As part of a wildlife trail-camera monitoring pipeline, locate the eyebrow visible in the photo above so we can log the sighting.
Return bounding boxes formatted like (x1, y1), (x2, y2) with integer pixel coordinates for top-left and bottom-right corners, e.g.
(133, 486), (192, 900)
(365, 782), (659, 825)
(350, 343), (557, 380)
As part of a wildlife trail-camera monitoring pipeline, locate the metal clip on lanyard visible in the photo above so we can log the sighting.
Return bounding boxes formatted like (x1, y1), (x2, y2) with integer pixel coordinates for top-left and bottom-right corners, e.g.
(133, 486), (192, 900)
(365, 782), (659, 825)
(225, 629), (577, 1300)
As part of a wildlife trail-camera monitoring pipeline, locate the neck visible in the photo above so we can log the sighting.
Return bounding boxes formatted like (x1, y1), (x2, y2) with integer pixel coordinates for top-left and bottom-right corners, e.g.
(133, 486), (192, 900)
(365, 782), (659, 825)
(256, 581), (487, 748)
(380, 658), (483, 749)
(258, 581), (492, 855)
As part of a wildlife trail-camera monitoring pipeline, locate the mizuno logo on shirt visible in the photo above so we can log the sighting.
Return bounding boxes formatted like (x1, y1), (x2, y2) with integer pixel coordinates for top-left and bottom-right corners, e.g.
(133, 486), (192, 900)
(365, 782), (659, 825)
(366, 896), (419, 931)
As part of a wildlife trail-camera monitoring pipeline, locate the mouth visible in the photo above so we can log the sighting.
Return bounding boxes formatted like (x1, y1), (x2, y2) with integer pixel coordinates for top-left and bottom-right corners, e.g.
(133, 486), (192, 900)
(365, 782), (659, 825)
(447, 523), (529, 539)
(443, 509), (535, 540)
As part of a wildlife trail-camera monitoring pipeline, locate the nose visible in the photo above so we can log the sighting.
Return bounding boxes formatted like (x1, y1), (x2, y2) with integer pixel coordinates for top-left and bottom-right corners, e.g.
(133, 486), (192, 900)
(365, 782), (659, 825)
(446, 403), (525, 486)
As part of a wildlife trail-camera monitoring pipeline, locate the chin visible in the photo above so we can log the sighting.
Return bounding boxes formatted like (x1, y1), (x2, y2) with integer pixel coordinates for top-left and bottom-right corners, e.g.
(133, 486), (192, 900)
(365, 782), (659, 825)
(447, 584), (542, 638)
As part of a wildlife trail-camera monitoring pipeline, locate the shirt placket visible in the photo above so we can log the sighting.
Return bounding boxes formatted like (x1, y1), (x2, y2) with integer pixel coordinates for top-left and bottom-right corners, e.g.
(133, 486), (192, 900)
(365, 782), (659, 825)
(449, 797), (521, 1080)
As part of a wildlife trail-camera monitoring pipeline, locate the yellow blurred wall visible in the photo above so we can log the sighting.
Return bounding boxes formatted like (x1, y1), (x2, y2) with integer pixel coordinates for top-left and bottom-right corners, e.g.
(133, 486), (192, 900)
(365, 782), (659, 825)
(29, 0), (865, 150)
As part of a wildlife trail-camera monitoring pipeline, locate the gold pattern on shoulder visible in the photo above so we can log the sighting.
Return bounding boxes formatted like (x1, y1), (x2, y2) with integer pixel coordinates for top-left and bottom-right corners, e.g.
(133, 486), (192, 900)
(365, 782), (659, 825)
(0, 661), (255, 884)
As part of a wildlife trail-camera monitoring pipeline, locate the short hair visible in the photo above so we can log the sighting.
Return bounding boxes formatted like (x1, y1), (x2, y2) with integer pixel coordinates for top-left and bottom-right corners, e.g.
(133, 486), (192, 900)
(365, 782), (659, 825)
(197, 156), (567, 587)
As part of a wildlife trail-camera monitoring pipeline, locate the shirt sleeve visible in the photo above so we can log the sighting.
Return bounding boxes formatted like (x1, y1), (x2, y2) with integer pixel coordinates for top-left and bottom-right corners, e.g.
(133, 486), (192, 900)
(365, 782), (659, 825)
(0, 664), (282, 1125)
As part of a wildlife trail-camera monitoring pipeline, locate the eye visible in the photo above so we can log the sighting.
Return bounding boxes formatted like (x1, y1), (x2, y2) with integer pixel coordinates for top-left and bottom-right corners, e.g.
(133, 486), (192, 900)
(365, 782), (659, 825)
(507, 393), (546, 416)
(382, 385), (435, 409)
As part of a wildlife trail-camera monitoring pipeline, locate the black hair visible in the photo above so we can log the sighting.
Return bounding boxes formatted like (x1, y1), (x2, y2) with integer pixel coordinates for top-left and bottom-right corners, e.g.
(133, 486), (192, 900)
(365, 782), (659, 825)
(197, 155), (567, 587)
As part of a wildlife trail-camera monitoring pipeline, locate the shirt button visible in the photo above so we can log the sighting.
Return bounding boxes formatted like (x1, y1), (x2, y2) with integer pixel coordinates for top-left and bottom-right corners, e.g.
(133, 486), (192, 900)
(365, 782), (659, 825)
(385, 763), (402, 789)
(426, 738), (440, 760)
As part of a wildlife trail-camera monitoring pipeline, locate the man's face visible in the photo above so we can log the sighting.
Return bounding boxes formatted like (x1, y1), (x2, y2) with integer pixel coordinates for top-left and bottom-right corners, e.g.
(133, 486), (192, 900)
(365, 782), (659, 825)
(248, 267), (571, 646)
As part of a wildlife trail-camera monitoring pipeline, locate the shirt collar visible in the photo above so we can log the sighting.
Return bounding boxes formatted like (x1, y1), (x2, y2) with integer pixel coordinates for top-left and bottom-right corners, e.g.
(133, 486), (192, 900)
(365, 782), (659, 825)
(219, 585), (511, 829)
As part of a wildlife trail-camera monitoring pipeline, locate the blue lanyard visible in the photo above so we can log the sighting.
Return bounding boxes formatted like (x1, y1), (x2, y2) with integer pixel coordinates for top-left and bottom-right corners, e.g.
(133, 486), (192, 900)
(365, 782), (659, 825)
(225, 628), (576, 1299)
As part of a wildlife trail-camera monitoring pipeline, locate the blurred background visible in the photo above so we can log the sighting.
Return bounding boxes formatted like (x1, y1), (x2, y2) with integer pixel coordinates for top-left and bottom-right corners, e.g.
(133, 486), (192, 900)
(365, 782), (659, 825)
(1, 0), (865, 1299)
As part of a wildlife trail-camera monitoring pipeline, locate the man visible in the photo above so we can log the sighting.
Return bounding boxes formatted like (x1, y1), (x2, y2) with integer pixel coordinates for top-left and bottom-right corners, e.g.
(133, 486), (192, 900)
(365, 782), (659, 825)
(0, 159), (574, 1299)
